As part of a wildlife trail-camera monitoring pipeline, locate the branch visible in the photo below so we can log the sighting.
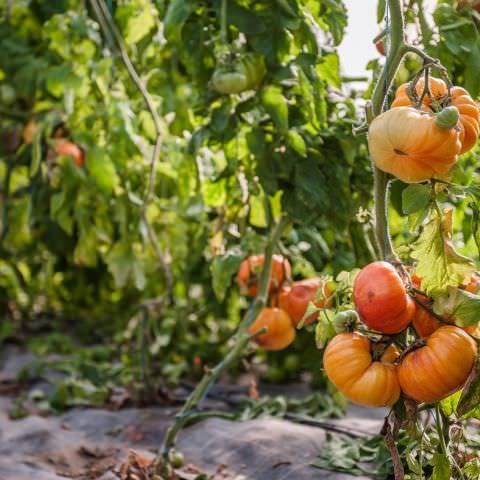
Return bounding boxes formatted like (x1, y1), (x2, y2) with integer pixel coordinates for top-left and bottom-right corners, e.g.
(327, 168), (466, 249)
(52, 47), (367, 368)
(0, 160), (13, 247)
(90, 0), (173, 301)
(381, 412), (405, 480)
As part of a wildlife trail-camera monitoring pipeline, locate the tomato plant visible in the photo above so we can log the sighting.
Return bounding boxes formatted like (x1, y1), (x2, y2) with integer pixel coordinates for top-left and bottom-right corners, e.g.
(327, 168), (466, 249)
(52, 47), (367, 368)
(1, 0), (480, 478)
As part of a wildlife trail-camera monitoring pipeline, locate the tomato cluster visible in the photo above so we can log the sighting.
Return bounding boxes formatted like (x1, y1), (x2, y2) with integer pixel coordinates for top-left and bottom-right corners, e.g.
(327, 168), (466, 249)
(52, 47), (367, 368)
(237, 254), (332, 351)
(323, 261), (478, 407)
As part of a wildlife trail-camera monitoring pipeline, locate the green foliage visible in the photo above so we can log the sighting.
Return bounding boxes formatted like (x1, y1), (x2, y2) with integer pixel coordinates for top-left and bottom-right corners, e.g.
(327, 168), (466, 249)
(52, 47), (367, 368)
(0, 0), (373, 389)
(312, 433), (400, 478)
(411, 212), (474, 295)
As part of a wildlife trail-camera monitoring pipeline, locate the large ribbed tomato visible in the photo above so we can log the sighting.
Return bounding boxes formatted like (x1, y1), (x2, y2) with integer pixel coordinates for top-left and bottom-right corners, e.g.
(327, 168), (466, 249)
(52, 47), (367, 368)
(236, 254), (291, 297)
(353, 261), (414, 334)
(398, 325), (477, 403)
(368, 106), (462, 183)
(412, 273), (480, 338)
(323, 332), (400, 407)
(392, 77), (479, 154)
(248, 307), (295, 351)
(278, 278), (332, 326)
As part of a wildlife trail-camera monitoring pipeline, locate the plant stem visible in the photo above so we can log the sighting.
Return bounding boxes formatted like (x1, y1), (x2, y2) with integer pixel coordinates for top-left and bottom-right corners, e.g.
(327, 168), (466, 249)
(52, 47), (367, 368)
(369, 0), (444, 262)
(155, 215), (289, 469)
(220, 0), (228, 44)
(90, 0), (173, 300)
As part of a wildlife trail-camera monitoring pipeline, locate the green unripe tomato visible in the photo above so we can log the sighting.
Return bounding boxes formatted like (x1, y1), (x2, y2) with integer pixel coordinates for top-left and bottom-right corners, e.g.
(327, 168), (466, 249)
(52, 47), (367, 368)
(211, 53), (266, 95)
(211, 69), (249, 94)
(169, 450), (185, 468)
(0, 84), (16, 106)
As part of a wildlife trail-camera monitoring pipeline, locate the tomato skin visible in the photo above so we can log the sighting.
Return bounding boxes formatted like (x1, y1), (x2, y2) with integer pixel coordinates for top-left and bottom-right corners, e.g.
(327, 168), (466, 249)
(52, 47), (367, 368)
(279, 278), (332, 326)
(237, 254), (290, 297)
(398, 325), (477, 403)
(353, 261), (413, 334)
(412, 273), (480, 337)
(211, 70), (248, 94)
(248, 307), (295, 351)
(323, 332), (400, 407)
(368, 106), (462, 183)
(54, 139), (85, 167)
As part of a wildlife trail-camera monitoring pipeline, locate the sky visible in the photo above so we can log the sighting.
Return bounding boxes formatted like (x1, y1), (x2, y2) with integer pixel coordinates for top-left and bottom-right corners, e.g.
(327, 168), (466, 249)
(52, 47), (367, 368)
(339, 0), (437, 77)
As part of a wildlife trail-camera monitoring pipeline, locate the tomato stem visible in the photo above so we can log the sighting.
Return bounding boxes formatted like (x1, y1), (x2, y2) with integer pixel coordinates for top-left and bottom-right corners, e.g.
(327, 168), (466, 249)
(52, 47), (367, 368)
(156, 215), (290, 469)
(369, 0), (449, 264)
(220, 0), (228, 44)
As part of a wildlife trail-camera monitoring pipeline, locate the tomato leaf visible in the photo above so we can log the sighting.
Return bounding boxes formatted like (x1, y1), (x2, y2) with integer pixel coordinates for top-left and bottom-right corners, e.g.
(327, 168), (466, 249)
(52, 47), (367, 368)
(440, 390), (461, 417)
(86, 147), (119, 196)
(287, 130), (307, 157)
(274, 0), (297, 17)
(315, 311), (335, 349)
(163, 0), (195, 40)
(317, 53), (340, 89)
(433, 287), (480, 327)
(125, 4), (155, 44)
(261, 86), (289, 131)
(377, 0), (386, 23)
(402, 184), (431, 215)
(432, 452), (451, 480)
(411, 210), (474, 295)
(457, 352), (480, 418)
(105, 242), (145, 290)
(210, 251), (243, 302)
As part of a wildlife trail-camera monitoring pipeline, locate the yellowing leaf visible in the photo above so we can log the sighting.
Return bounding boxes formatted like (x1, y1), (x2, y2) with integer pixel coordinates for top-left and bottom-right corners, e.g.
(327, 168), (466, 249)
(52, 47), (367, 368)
(433, 287), (480, 327)
(411, 210), (474, 295)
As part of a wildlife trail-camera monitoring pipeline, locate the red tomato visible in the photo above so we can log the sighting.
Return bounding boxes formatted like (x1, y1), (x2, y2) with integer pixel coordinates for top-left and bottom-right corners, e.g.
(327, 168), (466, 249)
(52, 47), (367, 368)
(353, 261), (413, 334)
(279, 278), (332, 326)
(237, 254), (291, 297)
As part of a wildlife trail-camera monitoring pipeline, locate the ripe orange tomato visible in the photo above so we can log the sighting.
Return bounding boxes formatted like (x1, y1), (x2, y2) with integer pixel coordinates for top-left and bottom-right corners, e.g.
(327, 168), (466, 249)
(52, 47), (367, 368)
(398, 325), (477, 403)
(279, 278), (332, 326)
(248, 307), (295, 351)
(237, 254), (291, 297)
(368, 106), (462, 183)
(353, 261), (414, 334)
(323, 332), (400, 407)
(412, 273), (480, 337)
(392, 77), (479, 155)
(54, 139), (85, 167)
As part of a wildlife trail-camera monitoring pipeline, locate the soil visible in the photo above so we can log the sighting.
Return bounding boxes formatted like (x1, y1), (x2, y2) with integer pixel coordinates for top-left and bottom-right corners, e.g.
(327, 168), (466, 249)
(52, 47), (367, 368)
(0, 345), (386, 479)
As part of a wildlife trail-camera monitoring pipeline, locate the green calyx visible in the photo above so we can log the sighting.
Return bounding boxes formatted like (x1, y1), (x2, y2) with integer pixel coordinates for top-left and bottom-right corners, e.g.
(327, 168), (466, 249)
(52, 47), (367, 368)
(333, 310), (359, 333)
(435, 106), (460, 130)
